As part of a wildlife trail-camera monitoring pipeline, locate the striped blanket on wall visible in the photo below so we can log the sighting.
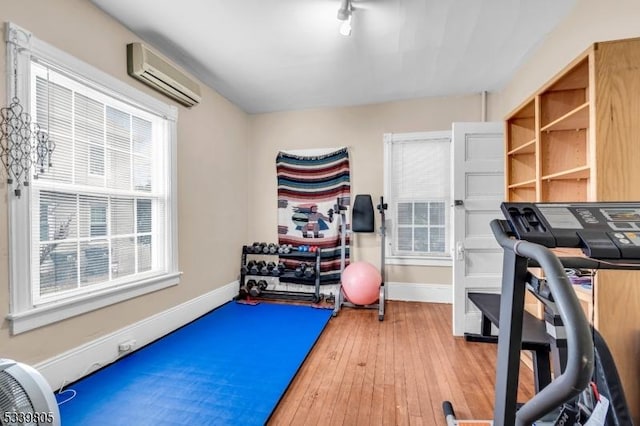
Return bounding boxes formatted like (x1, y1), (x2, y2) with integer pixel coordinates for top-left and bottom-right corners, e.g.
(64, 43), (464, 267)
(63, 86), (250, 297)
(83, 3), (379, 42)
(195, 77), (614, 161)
(276, 148), (350, 284)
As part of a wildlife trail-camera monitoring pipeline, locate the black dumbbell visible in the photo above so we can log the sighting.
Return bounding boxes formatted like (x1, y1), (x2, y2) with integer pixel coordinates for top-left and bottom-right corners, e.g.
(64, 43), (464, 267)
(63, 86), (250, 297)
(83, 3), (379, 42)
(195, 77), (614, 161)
(242, 260), (258, 274)
(250, 242), (265, 254)
(304, 266), (315, 279)
(245, 279), (257, 293)
(261, 261), (276, 275)
(271, 262), (285, 276)
(249, 279), (268, 297)
(260, 262), (269, 275)
(268, 243), (278, 254)
(295, 262), (308, 277)
(250, 261), (265, 275)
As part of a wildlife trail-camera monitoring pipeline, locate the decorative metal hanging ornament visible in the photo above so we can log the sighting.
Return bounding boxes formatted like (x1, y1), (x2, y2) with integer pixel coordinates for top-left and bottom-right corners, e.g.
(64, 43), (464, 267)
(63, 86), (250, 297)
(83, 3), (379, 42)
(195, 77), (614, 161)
(0, 27), (54, 197)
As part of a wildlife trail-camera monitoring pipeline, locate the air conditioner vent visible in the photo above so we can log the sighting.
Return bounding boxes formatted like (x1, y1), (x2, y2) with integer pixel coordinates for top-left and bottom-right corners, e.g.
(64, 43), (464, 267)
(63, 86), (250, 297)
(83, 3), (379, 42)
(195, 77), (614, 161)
(127, 42), (201, 107)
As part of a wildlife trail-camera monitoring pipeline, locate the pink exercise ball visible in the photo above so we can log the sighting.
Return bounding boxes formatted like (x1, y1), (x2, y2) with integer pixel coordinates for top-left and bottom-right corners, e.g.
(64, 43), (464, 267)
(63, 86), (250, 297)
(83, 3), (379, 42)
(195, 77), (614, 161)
(342, 261), (381, 305)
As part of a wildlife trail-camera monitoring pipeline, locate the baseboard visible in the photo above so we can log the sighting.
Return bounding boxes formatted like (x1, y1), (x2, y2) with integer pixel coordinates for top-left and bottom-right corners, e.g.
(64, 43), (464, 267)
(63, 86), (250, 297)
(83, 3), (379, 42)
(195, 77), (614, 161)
(36, 281), (239, 390)
(387, 282), (452, 304)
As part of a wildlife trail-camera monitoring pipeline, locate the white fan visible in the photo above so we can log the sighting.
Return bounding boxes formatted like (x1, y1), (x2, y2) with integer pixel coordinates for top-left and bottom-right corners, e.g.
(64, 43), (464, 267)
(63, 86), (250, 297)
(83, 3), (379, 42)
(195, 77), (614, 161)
(0, 359), (60, 426)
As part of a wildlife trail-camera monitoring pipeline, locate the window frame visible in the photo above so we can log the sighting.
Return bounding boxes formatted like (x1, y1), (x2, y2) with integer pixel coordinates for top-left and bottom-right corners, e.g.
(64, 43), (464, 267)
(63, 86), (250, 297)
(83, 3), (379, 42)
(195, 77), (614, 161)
(383, 131), (452, 267)
(5, 22), (180, 334)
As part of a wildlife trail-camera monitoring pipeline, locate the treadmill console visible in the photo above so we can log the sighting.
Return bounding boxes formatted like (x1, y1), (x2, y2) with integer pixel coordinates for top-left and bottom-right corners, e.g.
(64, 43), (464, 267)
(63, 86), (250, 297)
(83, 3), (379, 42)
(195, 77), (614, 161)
(501, 202), (640, 259)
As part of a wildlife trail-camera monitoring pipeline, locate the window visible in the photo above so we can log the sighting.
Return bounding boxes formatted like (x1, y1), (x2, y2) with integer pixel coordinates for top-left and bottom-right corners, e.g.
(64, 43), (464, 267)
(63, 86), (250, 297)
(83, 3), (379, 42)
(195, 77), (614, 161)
(384, 131), (451, 265)
(6, 23), (180, 334)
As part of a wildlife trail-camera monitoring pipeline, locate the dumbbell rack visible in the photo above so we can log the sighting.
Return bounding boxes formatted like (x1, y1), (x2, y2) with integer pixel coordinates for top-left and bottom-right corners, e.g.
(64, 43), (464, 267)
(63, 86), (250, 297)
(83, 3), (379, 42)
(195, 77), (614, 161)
(238, 245), (323, 303)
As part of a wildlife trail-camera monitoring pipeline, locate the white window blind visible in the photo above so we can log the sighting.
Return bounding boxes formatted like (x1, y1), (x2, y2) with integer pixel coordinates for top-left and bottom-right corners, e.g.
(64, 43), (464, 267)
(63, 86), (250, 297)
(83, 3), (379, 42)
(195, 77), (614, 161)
(384, 132), (451, 260)
(5, 22), (179, 333)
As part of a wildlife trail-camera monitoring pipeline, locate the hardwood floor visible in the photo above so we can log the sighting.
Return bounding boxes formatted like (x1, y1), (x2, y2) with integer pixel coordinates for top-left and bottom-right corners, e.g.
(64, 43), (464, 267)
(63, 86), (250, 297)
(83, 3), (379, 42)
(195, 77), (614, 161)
(268, 301), (535, 426)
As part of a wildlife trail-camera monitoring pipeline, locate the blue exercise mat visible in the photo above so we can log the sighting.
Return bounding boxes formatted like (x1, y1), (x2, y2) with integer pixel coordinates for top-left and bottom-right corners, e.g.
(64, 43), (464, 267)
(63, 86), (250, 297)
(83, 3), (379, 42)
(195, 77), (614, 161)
(56, 302), (332, 425)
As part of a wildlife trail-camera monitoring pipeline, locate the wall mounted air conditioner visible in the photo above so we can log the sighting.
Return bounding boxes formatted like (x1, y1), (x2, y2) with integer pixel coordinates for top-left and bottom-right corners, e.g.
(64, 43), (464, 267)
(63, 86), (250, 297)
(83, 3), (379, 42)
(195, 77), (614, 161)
(127, 42), (202, 107)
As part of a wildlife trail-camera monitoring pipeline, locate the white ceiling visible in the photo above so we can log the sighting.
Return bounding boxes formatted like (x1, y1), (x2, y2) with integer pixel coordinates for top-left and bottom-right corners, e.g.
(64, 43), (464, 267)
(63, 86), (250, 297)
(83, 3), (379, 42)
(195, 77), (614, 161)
(90, 0), (577, 114)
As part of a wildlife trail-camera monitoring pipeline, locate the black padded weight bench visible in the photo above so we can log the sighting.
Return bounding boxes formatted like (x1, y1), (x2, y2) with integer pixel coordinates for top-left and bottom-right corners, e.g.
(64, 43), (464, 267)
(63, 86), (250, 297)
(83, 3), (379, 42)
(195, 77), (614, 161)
(465, 292), (552, 393)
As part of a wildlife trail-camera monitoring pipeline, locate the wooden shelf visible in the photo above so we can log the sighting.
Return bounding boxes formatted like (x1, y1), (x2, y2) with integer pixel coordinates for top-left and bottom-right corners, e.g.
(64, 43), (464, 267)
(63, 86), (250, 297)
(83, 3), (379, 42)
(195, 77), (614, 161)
(507, 99), (536, 153)
(508, 188), (536, 203)
(540, 102), (589, 132)
(508, 179), (536, 189)
(507, 139), (536, 155)
(541, 165), (590, 181)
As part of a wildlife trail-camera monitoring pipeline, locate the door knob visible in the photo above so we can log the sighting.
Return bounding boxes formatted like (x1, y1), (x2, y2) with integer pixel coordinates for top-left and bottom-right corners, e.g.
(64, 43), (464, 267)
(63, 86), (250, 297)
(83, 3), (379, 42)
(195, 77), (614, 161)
(455, 241), (465, 260)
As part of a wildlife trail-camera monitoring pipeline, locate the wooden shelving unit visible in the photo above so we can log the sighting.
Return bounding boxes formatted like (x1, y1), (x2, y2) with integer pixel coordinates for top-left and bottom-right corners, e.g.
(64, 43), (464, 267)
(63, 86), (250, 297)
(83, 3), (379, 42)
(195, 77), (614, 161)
(506, 99), (537, 202)
(504, 37), (640, 424)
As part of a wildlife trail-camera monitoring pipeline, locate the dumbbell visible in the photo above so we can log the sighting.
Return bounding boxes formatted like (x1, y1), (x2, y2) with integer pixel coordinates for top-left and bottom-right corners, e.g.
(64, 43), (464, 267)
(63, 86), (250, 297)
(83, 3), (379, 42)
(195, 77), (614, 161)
(249, 279), (268, 297)
(278, 244), (293, 254)
(295, 262), (309, 277)
(268, 243), (279, 254)
(245, 279), (257, 294)
(261, 261), (277, 275)
(271, 262), (285, 276)
(250, 260), (266, 275)
(247, 242), (262, 254)
(304, 266), (315, 278)
(241, 260), (256, 275)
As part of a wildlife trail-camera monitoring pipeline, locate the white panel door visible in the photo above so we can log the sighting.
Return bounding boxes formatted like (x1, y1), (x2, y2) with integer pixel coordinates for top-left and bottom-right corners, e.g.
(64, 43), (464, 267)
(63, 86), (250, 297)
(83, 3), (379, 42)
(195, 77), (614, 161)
(451, 122), (505, 336)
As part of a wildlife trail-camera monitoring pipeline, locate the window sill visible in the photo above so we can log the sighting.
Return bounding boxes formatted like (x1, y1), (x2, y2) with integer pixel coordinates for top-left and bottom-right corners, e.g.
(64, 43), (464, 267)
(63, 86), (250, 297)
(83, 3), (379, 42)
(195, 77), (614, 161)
(6, 272), (182, 335)
(385, 256), (452, 267)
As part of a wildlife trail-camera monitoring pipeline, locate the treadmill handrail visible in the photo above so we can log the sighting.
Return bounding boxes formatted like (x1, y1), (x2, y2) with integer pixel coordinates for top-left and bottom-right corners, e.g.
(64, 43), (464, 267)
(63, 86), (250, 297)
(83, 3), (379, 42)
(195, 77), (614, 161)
(490, 219), (594, 426)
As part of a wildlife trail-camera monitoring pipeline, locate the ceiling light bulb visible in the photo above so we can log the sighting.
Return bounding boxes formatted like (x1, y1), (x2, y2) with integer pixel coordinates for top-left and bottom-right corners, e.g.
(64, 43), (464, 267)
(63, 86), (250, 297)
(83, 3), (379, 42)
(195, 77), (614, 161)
(339, 14), (352, 36)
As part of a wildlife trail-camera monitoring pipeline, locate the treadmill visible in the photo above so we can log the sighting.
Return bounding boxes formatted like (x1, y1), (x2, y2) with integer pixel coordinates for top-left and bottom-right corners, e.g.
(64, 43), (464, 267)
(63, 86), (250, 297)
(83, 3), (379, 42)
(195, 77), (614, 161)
(444, 202), (636, 426)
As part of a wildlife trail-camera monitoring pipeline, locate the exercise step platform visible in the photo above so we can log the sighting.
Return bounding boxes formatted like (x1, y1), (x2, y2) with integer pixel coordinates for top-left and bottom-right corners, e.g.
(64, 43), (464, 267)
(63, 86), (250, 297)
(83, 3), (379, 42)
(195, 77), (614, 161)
(465, 292), (552, 392)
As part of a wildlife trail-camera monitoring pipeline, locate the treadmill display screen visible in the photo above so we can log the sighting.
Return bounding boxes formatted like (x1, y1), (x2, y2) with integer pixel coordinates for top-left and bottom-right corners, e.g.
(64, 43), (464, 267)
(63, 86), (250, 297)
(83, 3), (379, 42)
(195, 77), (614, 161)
(537, 206), (583, 229)
(600, 208), (640, 222)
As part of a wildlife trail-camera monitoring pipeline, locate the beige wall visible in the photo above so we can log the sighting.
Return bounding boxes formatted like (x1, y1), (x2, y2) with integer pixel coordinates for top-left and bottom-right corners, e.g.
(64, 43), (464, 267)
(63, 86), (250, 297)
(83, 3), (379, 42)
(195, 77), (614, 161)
(489, 0), (640, 120)
(247, 95), (483, 284)
(0, 0), (249, 363)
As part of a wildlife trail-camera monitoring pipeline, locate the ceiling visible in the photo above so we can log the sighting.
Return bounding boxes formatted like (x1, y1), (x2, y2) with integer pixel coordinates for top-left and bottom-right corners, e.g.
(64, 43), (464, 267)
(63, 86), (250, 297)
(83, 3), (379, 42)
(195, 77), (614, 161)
(90, 0), (577, 114)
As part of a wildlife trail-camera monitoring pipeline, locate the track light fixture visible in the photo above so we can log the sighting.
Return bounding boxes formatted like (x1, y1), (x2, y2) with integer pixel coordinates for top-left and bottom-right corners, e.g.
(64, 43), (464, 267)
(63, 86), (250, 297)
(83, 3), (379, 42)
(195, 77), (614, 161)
(337, 0), (353, 36)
